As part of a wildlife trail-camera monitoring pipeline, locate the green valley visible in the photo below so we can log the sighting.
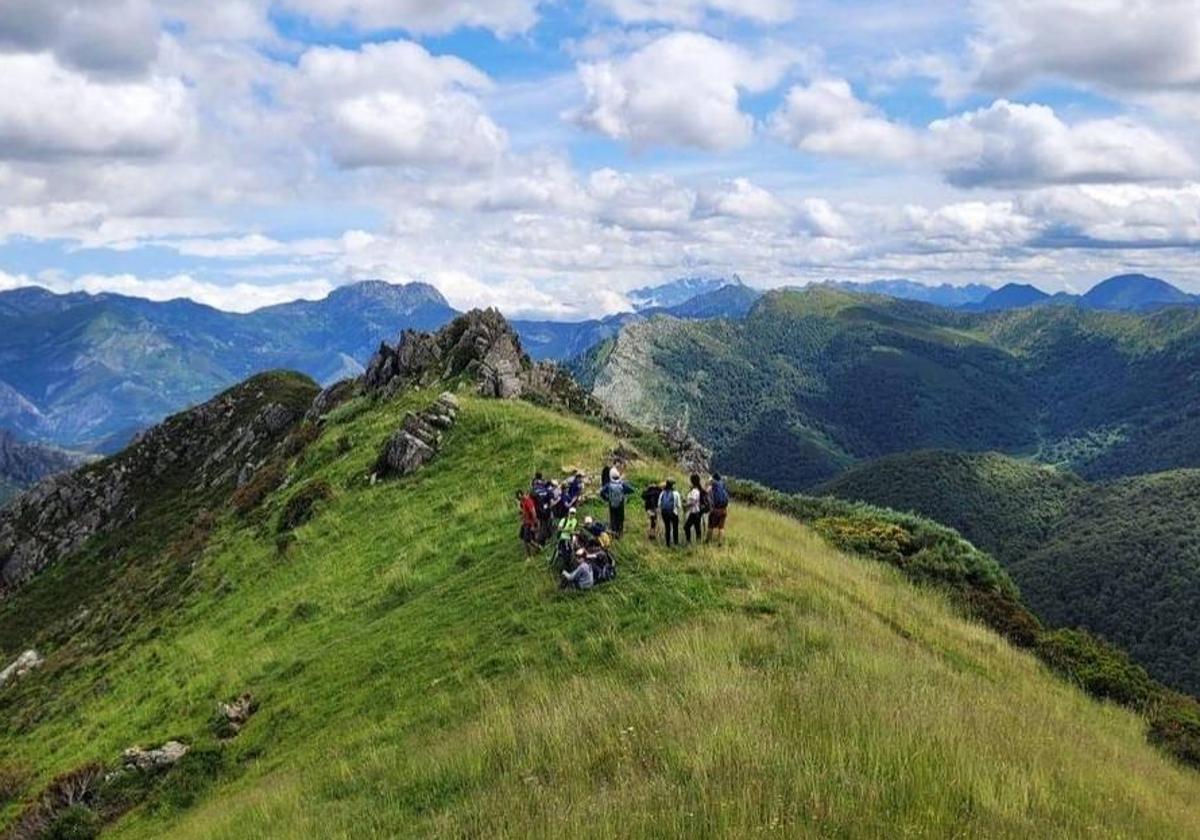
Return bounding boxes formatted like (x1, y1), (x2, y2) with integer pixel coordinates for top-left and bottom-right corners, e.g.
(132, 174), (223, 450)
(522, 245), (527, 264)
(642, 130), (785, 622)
(3, 314), (1200, 837)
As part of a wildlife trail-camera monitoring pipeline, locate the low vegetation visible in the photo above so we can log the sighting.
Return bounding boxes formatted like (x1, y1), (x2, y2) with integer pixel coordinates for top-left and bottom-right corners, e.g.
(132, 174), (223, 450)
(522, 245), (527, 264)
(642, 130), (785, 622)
(2, 390), (1200, 836)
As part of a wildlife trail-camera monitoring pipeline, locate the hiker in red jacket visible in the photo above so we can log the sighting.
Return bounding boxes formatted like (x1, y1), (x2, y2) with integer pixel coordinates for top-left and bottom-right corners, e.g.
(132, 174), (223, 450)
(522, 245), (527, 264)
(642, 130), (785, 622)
(517, 489), (539, 557)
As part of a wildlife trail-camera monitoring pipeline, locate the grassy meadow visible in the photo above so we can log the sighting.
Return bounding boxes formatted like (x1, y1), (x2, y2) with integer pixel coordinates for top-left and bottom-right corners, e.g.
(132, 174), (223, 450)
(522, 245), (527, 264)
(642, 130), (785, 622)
(2, 391), (1200, 837)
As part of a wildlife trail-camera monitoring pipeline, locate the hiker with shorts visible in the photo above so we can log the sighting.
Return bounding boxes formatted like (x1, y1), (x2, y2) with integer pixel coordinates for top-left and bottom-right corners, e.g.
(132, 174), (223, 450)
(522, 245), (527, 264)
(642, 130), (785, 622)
(517, 489), (538, 557)
(601, 471), (635, 538)
(685, 473), (706, 545)
(642, 481), (663, 540)
(707, 474), (730, 545)
(659, 479), (682, 547)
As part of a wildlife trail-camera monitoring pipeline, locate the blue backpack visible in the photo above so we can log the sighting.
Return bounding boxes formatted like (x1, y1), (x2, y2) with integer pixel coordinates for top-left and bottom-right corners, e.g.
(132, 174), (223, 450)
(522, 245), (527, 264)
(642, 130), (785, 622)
(711, 481), (729, 509)
(660, 490), (677, 513)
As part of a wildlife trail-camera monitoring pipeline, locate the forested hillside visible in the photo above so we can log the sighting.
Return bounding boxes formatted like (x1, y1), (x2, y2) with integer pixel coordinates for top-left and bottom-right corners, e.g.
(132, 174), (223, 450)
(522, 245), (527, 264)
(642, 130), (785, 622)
(580, 287), (1200, 488)
(820, 451), (1200, 695)
(4, 313), (1200, 837)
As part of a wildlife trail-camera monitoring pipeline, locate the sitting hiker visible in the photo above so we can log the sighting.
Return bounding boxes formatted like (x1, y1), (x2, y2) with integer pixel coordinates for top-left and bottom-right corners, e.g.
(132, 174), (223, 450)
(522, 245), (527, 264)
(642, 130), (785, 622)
(642, 481), (663, 540)
(581, 515), (612, 549)
(554, 506), (579, 569)
(659, 479), (682, 547)
(589, 545), (617, 583)
(706, 473), (730, 545)
(517, 489), (538, 557)
(561, 547), (595, 591)
(600, 470), (635, 537)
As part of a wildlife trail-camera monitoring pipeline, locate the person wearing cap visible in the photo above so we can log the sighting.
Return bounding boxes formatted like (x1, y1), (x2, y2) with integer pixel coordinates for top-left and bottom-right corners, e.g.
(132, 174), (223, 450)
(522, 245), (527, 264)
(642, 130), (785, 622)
(600, 469), (635, 538)
(552, 505), (579, 569)
(581, 515), (610, 549)
(561, 547), (594, 590)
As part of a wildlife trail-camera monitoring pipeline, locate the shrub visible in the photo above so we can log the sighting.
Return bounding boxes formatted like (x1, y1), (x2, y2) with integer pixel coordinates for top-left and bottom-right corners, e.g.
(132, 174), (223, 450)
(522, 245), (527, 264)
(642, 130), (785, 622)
(231, 462), (286, 515)
(1148, 698), (1200, 768)
(1036, 629), (1160, 710)
(277, 481), (332, 534)
(813, 517), (914, 567)
(43, 805), (101, 840)
(281, 422), (321, 459)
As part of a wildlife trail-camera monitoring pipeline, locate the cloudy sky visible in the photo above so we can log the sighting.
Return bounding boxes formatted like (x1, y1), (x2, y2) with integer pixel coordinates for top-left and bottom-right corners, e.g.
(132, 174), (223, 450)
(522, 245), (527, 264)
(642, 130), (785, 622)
(1, 0), (1199, 317)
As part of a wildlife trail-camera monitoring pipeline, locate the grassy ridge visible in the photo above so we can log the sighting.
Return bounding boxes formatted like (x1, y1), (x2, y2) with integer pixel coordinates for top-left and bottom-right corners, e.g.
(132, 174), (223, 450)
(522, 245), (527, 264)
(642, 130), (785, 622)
(3, 393), (1200, 836)
(817, 450), (1200, 697)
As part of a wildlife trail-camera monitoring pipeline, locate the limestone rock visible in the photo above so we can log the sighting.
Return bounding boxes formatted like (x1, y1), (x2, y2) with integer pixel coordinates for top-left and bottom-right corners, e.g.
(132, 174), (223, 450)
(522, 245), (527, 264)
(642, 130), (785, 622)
(122, 740), (189, 772)
(373, 394), (460, 479)
(660, 420), (713, 476)
(0, 649), (42, 689)
(216, 692), (258, 738)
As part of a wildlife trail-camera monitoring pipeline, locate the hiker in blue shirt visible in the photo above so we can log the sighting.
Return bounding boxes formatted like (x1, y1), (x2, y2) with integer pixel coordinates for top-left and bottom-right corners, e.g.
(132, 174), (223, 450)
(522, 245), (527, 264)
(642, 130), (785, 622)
(707, 473), (730, 545)
(600, 470), (635, 537)
(561, 547), (595, 591)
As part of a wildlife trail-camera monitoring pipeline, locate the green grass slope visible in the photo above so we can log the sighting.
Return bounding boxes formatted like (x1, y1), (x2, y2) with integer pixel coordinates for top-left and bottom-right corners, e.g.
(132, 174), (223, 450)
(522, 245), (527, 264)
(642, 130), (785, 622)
(3, 393), (1200, 837)
(818, 451), (1200, 696)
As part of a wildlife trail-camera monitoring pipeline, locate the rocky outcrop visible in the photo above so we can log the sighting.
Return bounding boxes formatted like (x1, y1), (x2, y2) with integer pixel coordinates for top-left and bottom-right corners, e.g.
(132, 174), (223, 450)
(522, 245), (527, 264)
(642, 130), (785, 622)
(364, 309), (530, 399)
(0, 430), (86, 494)
(0, 372), (319, 597)
(374, 393), (459, 479)
(0, 649), (42, 689)
(659, 421), (713, 476)
(214, 693), (258, 739)
(120, 741), (189, 772)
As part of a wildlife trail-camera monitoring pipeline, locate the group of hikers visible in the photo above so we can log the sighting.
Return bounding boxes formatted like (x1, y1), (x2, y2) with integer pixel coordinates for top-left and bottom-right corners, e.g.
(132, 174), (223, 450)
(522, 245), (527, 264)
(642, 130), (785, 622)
(516, 464), (731, 592)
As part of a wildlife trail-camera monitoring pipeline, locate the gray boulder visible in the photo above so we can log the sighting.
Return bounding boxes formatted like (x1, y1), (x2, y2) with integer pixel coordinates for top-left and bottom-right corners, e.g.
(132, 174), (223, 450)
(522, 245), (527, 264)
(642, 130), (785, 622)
(0, 649), (42, 689)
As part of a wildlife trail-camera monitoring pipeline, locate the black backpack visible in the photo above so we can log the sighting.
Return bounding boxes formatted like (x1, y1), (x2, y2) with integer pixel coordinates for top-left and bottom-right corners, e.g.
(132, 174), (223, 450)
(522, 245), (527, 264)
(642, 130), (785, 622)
(699, 488), (712, 514)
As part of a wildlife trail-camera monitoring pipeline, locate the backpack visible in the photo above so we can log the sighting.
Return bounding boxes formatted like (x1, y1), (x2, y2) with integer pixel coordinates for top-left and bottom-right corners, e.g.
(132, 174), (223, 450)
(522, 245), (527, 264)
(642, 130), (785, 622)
(711, 481), (729, 509)
(598, 531), (613, 550)
(605, 481), (627, 508)
(660, 490), (677, 514)
(699, 488), (712, 514)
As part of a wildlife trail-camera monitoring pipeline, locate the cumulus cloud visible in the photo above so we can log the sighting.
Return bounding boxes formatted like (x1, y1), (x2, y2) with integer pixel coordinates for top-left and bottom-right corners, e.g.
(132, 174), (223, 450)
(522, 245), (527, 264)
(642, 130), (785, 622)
(1019, 183), (1200, 246)
(770, 78), (921, 160)
(0, 54), (192, 160)
(694, 178), (788, 220)
(970, 0), (1200, 94)
(573, 32), (795, 151)
(289, 40), (506, 169)
(596, 0), (797, 24)
(930, 100), (1196, 187)
(771, 80), (1195, 188)
(0, 0), (160, 77)
(280, 0), (541, 35)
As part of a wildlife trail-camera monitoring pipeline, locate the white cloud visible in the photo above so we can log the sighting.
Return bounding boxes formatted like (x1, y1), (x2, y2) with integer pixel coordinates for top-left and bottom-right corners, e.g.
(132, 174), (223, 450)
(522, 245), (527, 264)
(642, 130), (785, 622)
(930, 100), (1196, 187)
(771, 80), (1195, 188)
(970, 0), (1200, 94)
(1019, 183), (1200, 245)
(572, 32), (795, 151)
(694, 178), (788, 220)
(0, 53), (192, 160)
(290, 40), (506, 169)
(587, 168), (697, 230)
(0, 0), (160, 77)
(770, 79), (921, 160)
(8, 272), (337, 312)
(280, 0), (541, 35)
(596, 0), (797, 25)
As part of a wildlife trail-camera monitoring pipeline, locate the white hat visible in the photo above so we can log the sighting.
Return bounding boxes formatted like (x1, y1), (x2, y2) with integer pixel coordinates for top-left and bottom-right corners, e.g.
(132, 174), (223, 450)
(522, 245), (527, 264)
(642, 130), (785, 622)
(584, 516), (594, 525)
(569, 506), (577, 514)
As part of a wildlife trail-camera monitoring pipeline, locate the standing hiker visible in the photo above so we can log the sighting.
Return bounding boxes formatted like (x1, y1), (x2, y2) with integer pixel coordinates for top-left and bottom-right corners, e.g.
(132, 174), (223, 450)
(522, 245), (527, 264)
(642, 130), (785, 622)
(707, 473), (730, 545)
(600, 470), (635, 537)
(685, 473), (705, 545)
(642, 481), (663, 540)
(517, 490), (538, 557)
(659, 479), (682, 548)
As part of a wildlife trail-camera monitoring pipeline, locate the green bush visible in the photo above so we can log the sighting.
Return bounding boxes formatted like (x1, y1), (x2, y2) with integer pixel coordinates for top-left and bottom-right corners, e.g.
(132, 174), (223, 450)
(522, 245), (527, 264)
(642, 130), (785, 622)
(1148, 698), (1200, 768)
(1036, 629), (1160, 710)
(43, 804), (101, 840)
(277, 481), (333, 534)
(231, 462), (286, 515)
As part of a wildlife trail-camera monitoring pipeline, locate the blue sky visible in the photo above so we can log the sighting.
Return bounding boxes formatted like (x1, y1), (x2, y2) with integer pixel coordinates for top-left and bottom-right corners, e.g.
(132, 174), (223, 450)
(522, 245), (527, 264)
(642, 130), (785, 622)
(0, 0), (1199, 316)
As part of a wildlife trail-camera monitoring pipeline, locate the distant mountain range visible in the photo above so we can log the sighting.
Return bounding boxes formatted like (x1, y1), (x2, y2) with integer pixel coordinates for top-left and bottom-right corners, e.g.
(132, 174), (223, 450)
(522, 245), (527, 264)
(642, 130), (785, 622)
(576, 285), (1200, 488)
(828, 273), (1198, 313)
(820, 279), (993, 307)
(0, 276), (755, 453)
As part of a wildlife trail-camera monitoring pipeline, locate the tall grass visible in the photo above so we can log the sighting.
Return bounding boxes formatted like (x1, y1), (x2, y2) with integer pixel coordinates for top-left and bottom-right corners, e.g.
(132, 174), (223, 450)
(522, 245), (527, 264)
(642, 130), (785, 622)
(2, 392), (1200, 838)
